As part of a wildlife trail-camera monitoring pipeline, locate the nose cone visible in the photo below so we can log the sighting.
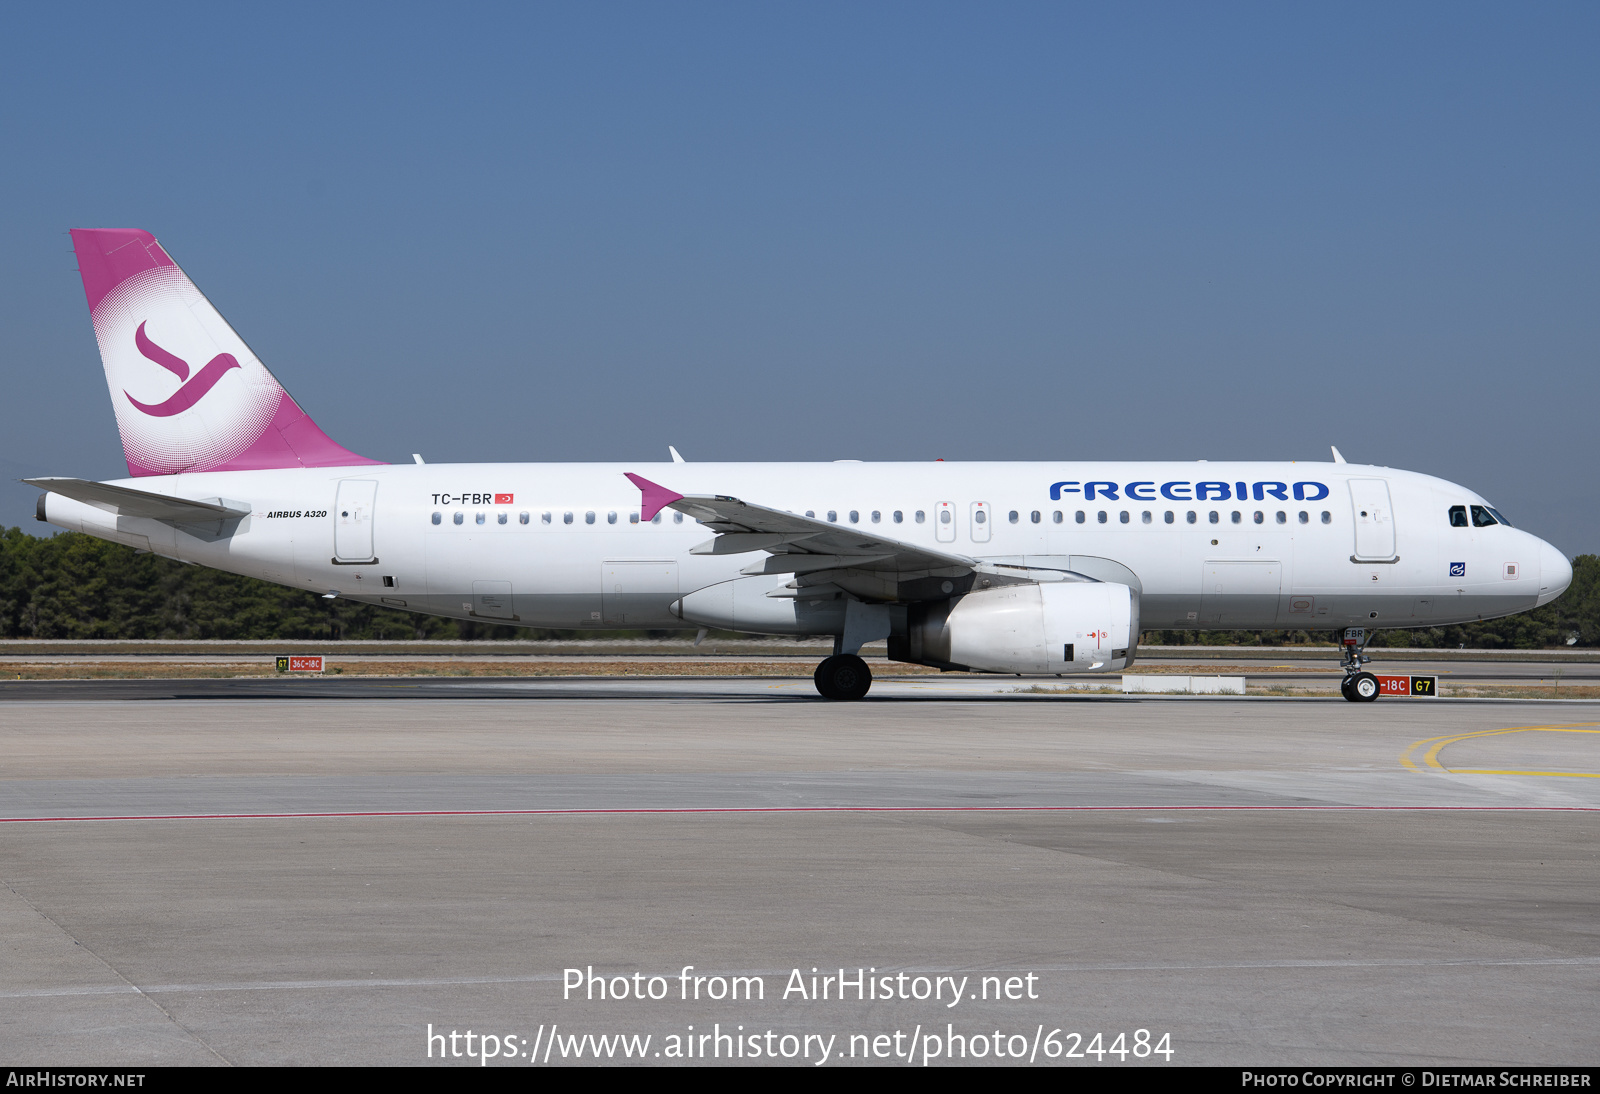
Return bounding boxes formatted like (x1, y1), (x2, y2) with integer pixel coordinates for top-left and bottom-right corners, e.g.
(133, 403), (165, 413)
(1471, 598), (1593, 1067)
(1536, 540), (1573, 606)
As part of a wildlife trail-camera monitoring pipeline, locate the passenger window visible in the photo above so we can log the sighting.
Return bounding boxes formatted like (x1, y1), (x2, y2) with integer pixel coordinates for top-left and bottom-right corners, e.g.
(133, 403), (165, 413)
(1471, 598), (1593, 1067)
(585, 511), (595, 525)
(849, 510), (859, 523)
(674, 512), (684, 524)
(871, 511), (881, 523)
(607, 511), (617, 524)
(563, 512), (573, 524)
(475, 512), (486, 525)
(1164, 511), (1174, 524)
(1008, 510), (1019, 524)
(651, 513), (661, 524)
(916, 511), (926, 523)
(1448, 505), (1469, 527)
(1209, 511), (1219, 524)
(975, 510), (987, 524)
(1053, 510), (1063, 523)
(1031, 510), (1041, 524)
(1470, 505), (1497, 527)
(893, 511), (903, 523)
(497, 512), (508, 525)
(1320, 511), (1331, 524)
(1187, 511), (1197, 524)
(431, 512), (441, 525)
(541, 512), (551, 524)
(805, 510), (815, 518)
(1119, 511), (1129, 524)
(1076, 511), (1085, 524)
(454, 512), (465, 526)
(828, 510), (838, 522)
(1275, 511), (1286, 524)
(1141, 511), (1151, 524)
(1231, 511), (1242, 524)
(1097, 511), (1107, 524)
(1298, 511), (1308, 524)
(519, 512), (530, 525)
(630, 512), (639, 524)
(1253, 511), (1263, 524)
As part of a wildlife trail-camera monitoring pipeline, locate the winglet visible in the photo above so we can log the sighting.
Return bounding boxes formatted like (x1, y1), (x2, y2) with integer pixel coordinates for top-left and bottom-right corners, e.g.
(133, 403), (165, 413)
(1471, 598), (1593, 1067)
(1331, 445), (1347, 464)
(625, 473), (684, 522)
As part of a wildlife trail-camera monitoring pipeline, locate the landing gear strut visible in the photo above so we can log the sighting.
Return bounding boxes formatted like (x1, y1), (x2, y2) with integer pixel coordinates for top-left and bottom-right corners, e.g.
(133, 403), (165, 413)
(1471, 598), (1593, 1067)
(815, 654), (872, 700)
(1340, 628), (1378, 703)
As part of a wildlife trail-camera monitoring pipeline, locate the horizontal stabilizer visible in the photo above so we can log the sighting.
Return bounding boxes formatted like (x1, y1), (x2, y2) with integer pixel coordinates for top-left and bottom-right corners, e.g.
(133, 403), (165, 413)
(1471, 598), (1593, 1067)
(25, 477), (250, 522)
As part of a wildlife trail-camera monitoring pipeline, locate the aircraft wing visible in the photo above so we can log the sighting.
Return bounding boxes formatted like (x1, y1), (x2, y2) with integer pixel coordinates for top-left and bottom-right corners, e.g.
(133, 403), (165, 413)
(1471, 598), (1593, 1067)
(625, 473), (974, 578)
(25, 477), (251, 523)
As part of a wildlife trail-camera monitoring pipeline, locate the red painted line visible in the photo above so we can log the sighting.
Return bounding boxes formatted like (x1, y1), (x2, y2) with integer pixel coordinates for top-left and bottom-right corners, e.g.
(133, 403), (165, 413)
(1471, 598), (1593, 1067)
(0, 804), (1595, 823)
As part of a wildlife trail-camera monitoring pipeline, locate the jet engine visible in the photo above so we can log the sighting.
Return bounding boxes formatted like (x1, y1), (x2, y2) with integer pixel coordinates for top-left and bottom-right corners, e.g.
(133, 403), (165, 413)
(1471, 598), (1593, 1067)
(889, 581), (1138, 674)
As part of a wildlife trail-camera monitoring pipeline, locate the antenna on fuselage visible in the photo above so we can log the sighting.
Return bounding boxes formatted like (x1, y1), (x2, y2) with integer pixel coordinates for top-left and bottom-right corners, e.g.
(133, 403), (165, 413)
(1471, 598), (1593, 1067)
(1330, 446), (1347, 464)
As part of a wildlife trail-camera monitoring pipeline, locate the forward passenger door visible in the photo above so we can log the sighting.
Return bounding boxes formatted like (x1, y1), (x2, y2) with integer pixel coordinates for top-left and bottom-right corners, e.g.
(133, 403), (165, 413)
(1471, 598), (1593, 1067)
(1349, 479), (1397, 561)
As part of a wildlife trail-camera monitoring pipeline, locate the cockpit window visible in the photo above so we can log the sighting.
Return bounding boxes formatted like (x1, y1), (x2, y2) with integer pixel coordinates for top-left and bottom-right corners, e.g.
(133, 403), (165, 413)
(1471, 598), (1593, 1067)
(1448, 505), (1469, 528)
(1487, 507), (1512, 527)
(1470, 505), (1498, 527)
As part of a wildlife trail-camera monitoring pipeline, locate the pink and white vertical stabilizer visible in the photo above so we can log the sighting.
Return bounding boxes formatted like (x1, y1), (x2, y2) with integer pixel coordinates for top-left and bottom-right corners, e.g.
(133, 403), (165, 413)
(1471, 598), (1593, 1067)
(70, 228), (382, 476)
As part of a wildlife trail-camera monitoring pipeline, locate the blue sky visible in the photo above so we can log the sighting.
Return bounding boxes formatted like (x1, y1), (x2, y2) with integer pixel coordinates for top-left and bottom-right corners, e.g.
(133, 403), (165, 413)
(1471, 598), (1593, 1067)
(2, 2), (1596, 553)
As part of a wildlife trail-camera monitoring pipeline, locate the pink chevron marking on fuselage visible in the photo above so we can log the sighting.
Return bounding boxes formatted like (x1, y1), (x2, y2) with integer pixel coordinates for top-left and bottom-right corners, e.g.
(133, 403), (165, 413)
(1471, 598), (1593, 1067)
(123, 324), (241, 417)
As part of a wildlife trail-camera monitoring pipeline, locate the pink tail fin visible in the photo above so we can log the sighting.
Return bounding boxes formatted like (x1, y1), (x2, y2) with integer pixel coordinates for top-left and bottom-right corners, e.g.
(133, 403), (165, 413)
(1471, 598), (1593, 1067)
(70, 229), (382, 477)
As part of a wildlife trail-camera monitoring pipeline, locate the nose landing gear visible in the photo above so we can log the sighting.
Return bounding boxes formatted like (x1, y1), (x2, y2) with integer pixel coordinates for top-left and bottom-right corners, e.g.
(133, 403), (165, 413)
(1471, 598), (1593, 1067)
(814, 654), (872, 700)
(1340, 628), (1379, 702)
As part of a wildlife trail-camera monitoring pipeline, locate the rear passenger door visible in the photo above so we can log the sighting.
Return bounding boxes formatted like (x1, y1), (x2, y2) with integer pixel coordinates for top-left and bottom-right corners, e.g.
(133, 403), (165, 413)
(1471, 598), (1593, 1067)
(334, 479), (379, 563)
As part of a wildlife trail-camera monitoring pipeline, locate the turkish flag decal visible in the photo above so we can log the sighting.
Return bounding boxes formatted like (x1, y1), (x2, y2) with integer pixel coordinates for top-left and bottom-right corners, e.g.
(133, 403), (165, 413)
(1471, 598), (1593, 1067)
(495, 493), (514, 504)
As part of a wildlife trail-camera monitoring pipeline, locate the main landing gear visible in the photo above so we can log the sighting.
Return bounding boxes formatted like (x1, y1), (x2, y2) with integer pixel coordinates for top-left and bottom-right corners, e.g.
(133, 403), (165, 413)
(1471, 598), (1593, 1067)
(815, 654), (872, 701)
(1339, 628), (1378, 703)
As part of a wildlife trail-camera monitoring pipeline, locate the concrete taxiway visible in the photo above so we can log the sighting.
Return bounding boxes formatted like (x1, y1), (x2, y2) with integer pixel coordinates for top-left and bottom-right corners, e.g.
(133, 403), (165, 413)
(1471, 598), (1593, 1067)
(0, 684), (1596, 1066)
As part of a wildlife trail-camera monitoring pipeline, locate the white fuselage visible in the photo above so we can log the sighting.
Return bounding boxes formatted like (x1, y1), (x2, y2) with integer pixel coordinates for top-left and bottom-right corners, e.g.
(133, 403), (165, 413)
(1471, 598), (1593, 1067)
(41, 460), (1569, 637)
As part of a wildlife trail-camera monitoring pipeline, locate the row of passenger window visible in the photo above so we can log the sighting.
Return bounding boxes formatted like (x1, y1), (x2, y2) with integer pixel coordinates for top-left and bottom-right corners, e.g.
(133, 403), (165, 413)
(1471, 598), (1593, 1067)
(431, 510), (674, 526)
(431, 507), (1334, 528)
(807, 510), (923, 523)
(1070, 509), (1332, 525)
(797, 508), (1334, 526)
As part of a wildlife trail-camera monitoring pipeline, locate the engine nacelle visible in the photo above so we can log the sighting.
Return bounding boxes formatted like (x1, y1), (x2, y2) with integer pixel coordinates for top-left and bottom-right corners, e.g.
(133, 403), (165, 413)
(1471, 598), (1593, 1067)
(891, 581), (1138, 674)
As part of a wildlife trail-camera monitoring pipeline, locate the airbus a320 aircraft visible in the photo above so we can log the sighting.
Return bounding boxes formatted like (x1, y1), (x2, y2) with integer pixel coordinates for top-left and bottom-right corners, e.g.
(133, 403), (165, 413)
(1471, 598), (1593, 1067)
(30, 230), (1573, 700)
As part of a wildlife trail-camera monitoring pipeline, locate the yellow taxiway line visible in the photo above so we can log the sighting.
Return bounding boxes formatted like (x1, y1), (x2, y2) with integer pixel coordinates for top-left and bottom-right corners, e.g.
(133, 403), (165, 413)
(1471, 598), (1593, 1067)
(1400, 722), (1600, 777)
